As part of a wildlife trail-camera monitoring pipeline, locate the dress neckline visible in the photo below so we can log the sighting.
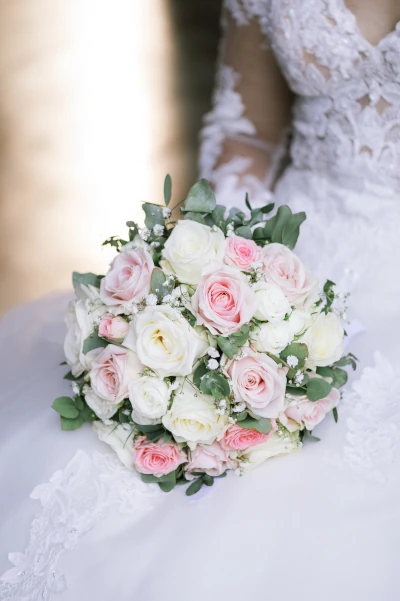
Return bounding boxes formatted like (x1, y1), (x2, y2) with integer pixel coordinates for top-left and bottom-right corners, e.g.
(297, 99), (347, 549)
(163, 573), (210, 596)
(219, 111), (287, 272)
(339, 0), (400, 48)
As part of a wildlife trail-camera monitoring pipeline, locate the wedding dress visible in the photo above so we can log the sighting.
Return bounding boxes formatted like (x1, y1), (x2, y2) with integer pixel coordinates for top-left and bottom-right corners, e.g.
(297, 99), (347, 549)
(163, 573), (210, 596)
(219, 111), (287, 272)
(1, 2), (400, 600)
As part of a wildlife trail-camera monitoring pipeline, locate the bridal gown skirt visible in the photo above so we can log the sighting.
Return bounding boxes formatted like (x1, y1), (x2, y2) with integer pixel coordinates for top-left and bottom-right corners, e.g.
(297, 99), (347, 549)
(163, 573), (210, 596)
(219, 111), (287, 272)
(1, 170), (400, 601)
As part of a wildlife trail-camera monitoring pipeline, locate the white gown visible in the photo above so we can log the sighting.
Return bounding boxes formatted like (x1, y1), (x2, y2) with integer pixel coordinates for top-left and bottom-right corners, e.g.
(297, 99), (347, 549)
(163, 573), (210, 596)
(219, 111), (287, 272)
(1, 2), (400, 600)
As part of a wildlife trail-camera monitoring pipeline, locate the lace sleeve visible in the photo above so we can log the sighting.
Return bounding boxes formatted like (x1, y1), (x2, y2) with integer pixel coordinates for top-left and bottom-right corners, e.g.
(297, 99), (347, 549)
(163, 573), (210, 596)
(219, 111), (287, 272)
(199, 0), (293, 209)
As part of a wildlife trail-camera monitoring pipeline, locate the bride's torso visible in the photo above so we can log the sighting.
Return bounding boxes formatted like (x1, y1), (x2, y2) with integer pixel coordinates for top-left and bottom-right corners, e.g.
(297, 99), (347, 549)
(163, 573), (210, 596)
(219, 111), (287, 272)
(237, 0), (400, 191)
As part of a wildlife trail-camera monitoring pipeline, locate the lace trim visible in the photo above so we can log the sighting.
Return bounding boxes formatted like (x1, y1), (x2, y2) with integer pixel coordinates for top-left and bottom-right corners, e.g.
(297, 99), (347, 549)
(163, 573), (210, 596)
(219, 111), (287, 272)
(329, 353), (400, 483)
(0, 451), (162, 601)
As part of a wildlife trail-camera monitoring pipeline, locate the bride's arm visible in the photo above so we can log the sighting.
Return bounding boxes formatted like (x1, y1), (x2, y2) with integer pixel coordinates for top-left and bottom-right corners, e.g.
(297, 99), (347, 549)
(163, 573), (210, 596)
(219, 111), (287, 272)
(199, 1), (293, 208)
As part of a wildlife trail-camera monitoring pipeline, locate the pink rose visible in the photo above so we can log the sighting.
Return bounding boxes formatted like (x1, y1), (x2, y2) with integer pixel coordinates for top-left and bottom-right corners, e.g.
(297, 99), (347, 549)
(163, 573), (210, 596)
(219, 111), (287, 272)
(89, 344), (143, 403)
(282, 387), (340, 431)
(221, 421), (277, 451)
(98, 315), (130, 343)
(224, 235), (260, 271)
(261, 243), (318, 308)
(133, 436), (187, 477)
(225, 347), (286, 418)
(185, 441), (237, 480)
(100, 248), (154, 306)
(191, 263), (257, 335)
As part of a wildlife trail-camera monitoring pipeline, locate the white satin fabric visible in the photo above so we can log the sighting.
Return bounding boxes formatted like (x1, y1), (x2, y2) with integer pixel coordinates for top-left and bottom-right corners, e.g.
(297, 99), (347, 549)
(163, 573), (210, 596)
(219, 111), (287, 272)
(0, 293), (399, 601)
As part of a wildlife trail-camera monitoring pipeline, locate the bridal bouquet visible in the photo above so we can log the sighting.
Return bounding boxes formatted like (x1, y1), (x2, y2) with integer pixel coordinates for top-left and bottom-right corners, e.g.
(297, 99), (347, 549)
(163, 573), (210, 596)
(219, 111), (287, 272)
(54, 176), (356, 495)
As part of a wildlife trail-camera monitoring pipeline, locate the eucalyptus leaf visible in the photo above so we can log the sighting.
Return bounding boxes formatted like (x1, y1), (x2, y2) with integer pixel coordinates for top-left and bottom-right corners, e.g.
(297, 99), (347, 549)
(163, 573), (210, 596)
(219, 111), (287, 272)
(134, 422), (164, 433)
(184, 179), (216, 213)
(333, 407), (339, 423)
(72, 272), (102, 290)
(52, 396), (79, 419)
(236, 416), (272, 434)
(60, 415), (84, 431)
(81, 404), (97, 422)
(143, 203), (164, 229)
(164, 173), (172, 206)
(212, 205), (227, 229)
(280, 342), (308, 366)
(235, 225), (252, 239)
(158, 480), (176, 493)
(306, 378), (332, 402)
(193, 362), (208, 389)
(183, 212), (205, 224)
(186, 478), (204, 496)
(63, 371), (78, 381)
(200, 372), (230, 399)
(202, 475), (214, 487)
(331, 367), (348, 389)
(282, 212), (306, 250)
(151, 268), (167, 299)
(260, 202), (275, 214)
(217, 335), (239, 360)
(82, 331), (108, 354)
(271, 205), (292, 243)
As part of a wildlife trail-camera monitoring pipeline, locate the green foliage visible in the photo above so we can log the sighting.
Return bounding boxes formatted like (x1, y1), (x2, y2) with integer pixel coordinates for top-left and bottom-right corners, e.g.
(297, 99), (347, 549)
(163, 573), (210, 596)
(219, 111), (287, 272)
(186, 478), (204, 496)
(141, 469), (177, 493)
(236, 416), (272, 434)
(306, 378), (332, 402)
(217, 325), (251, 360)
(61, 415), (84, 431)
(150, 268), (167, 301)
(82, 330), (108, 354)
(251, 205), (306, 249)
(316, 364), (350, 389)
(322, 280), (336, 313)
(72, 272), (102, 290)
(333, 407), (339, 423)
(184, 179), (216, 213)
(164, 173), (172, 206)
(143, 203), (164, 229)
(183, 212), (206, 224)
(280, 342), (309, 379)
(200, 371), (230, 401)
(52, 396), (79, 419)
(235, 225), (252, 239)
(102, 236), (128, 251)
(334, 353), (358, 371)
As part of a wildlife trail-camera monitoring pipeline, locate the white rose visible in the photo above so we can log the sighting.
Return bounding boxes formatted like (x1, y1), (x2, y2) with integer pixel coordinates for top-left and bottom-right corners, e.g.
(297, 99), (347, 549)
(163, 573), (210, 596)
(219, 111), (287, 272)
(161, 220), (225, 285)
(123, 304), (208, 377)
(93, 421), (135, 469)
(84, 387), (119, 420)
(288, 309), (313, 337)
(129, 375), (171, 422)
(252, 281), (291, 322)
(302, 312), (344, 367)
(64, 284), (107, 376)
(252, 321), (294, 354)
(162, 379), (227, 449)
(241, 431), (301, 472)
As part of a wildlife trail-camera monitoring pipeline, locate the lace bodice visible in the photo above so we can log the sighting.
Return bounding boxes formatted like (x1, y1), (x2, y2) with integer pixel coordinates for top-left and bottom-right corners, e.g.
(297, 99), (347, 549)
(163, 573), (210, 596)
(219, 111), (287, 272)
(200, 0), (400, 199)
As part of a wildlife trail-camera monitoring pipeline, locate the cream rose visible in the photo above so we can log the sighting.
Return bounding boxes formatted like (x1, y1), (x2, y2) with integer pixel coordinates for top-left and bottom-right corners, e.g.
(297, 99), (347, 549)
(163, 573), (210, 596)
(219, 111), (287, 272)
(93, 421), (136, 469)
(252, 321), (294, 354)
(288, 309), (313, 337)
(123, 304), (208, 377)
(302, 312), (344, 367)
(262, 243), (318, 308)
(252, 281), (291, 322)
(64, 284), (107, 377)
(185, 441), (237, 480)
(162, 379), (227, 449)
(241, 431), (301, 472)
(129, 375), (171, 422)
(161, 220), (225, 285)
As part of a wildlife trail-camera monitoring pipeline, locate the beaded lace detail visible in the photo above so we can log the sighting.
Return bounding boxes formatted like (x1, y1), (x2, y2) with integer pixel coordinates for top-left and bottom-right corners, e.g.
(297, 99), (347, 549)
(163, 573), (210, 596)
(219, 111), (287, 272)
(0, 452), (162, 601)
(202, 0), (400, 192)
(329, 353), (400, 483)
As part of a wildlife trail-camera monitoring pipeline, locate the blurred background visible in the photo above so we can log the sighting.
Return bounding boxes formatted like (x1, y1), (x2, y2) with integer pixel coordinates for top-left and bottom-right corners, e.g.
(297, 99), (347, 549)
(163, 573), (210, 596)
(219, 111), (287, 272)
(0, 0), (222, 315)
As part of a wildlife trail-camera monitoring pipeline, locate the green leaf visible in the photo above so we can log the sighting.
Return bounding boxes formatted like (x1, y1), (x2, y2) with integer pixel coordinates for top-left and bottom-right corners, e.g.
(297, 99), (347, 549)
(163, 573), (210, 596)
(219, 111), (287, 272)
(286, 385), (307, 396)
(186, 478), (204, 496)
(143, 203), (164, 229)
(234, 225), (252, 239)
(184, 179), (216, 213)
(212, 205), (226, 228)
(282, 212), (306, 250)
(306, 378), (332, 402)
(141, 470), (176, 485)
(271, 205), (292, 243)
(63, 371), (78, 381)
(316, 366), (334, 378)
(52, 397), (80, 419)
(183, 212), (205, 224)
(202, 474), (214, 487)
(245, 193), (252, 211)
(217, 336), (239, 360)
(280, 343), (308, 365)
(72, 272), (101, 290)
(134, 423), (164, 433)
(331, 367), (348, 389)
(75, 396), (84, 411)
(193, 362), (208, 389)
(200, 372), (230, 400)
(228, 207), (245, 226)
(260, 202), (275, 214)
(235, 411), (248, 422)
(252, 226), (266, 241)
(164, 174), (172, 206)
(151, 267), (166, 299)
(236, 416), (272, 434)
(333, 407), (339, 423)
(158, 480), (176, 493)
(81, 404), (97, 422)
(82, 331), (108, 354)
(60, 414), (84, 431)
